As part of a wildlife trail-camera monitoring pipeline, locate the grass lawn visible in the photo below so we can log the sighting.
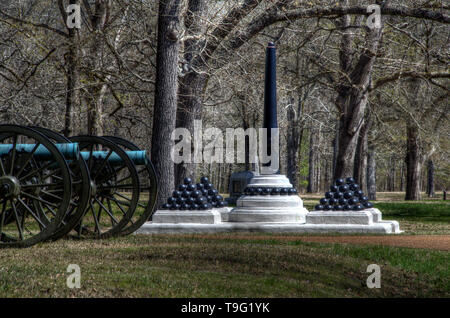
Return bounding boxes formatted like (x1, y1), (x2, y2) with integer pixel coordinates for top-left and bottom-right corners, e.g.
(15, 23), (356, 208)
(0, 192), (448, 298)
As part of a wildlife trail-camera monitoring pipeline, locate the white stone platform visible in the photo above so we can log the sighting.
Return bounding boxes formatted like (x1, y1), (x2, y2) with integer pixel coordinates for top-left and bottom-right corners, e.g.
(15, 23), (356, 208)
(152, 208), (223, 224)
(229, 174), (308, 223)
(135, 221), (400, 234)
(137, 208), (401, 234)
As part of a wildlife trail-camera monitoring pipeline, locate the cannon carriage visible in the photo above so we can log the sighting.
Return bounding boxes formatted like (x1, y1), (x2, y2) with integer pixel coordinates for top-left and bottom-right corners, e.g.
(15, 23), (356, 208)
(0, 125), (158, 248)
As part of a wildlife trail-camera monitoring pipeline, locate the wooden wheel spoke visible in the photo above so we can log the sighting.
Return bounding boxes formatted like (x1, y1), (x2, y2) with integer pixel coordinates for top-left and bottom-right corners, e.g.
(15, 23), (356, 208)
(16, 142), (41, 178)
(93, 150), (114, 180)
(9, 134), (17, 175)
(113, 191), (132, 202)
(20, 191), (59, 208)
(89, 202), (101, 235)
(95, 197), (118, 225)
(0, 200), (7, 236)
(10, 200), (24, 240)
(17, 198), (47, 229)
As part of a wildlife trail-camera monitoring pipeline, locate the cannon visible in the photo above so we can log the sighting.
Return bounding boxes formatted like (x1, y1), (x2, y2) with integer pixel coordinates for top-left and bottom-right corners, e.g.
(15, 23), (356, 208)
(0, 124), (158, 248)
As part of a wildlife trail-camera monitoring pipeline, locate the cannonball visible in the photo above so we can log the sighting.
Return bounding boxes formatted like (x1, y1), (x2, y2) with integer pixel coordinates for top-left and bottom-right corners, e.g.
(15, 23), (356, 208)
(184, 177), (192, 185)
(335, 178), (345, 186)
(349, 184), (359, 191)
(176, 197), (186, 205)
(315, 204), (324, 210)
(288, 188), (297, 195)
(333, 205), (343, 211)
(191, 190), (201, 198)
(338, 198), (348, 205)
(196, 183), (204, 190)
(343, 204), (352, 211)
(355, 190), (364, 197)
(172, 190), (181, 198)
(330, 185), (339, 192)
(363, 202), (373, 209)
(181, 191), (191, 198)
(167, 197), (177, 204)
(200, 176), (209, 184)
(178, 184), (187, 191)
(320, 198), (329, 205)
(187, 184), (196, 191)
(344, 191), (354, 199)
(334, 192), (344, 199)
(262, 188), (271, 195)
(271, 188), (281, 195)
(280, 188), (289, 195)
(324, 204), (333, 210)
(325, 191), (334, 199)
(348, 197), (359, 205)
(346, 177), (355, 184)
(329, 198), (338, 205)
(339, 184), (349, 192)
(255, 188), (263, 195)
(196, 196), (206, 204)
(161, 203), (171, 210)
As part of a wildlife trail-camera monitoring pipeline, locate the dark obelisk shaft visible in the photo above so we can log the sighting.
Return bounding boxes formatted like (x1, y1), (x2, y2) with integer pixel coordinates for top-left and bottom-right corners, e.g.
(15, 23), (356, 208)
(263, 42), (278, 167)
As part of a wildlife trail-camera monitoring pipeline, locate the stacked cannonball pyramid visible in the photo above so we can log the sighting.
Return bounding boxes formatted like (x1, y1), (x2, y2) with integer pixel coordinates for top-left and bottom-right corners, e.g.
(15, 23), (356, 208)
(314, 177), (374, 211)
(243, 186), (298, 196)
(161, 177), (227, 210)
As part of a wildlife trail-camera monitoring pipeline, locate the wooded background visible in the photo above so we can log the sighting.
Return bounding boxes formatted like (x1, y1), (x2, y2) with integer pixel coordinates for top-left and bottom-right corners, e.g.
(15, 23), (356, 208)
(0, 0), (448, 205)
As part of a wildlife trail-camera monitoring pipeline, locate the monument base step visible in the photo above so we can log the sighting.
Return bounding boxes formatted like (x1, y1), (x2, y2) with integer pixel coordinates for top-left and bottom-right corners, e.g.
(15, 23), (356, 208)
(135, 220), (402, 235)
(152, 208), (223, 224)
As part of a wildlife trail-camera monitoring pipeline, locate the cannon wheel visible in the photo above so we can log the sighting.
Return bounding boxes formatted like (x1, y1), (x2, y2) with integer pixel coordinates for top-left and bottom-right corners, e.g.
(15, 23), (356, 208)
(69, 135), (140, 238)
(0, 125), (72, 248)
(29, 127), (91, 241)
(104, 136), (158, 235)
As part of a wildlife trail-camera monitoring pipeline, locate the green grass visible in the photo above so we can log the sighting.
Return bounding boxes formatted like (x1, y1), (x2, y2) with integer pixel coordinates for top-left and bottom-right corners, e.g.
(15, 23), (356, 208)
(0, 235), (448, 297)
(0, 193), (448, 298)
(375, 202), (450, 222)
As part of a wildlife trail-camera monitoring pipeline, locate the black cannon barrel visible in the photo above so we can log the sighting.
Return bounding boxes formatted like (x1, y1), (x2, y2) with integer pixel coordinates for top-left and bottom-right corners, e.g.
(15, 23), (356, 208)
(262, 42), (278, 171)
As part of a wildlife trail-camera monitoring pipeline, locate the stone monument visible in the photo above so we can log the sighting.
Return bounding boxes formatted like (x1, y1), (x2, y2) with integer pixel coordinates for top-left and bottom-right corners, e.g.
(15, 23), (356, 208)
(228, 42), (308, 223)
(136, 43), (401, 235)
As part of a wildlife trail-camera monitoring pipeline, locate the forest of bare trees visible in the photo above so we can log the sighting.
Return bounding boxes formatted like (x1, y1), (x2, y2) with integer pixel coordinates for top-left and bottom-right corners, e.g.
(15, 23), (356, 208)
(0, 0), (448, 205)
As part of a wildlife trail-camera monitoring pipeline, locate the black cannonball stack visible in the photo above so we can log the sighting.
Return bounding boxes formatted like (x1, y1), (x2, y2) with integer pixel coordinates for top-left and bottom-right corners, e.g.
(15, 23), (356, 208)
(242, 186), (298, 196)
(160, 176), (228, 210)
(314, 177), (374, 211)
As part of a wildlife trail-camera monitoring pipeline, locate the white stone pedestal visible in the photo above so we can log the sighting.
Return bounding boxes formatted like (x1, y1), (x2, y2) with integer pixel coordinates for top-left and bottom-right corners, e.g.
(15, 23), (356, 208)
(306, 208), (401, 233)
(152, 209), (222, 224)
(228, 174), (308, 223)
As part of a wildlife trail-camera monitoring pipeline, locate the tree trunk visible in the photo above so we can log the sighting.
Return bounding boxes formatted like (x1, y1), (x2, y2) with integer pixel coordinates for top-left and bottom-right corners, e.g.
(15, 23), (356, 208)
(62, 0), (80, 137)
(354, 112), (371, 193)
(286, 99), (303, 189)
(151, 0), (181, 206)
(307, 128), (319, 193)
(405, 123), (422, 200)
(427, 159), (435, 197)
(332, 120), (339, 178)
(333, 18), (382, 179)
(175, 0), (208, 185)
(367, 143), (376, 200)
